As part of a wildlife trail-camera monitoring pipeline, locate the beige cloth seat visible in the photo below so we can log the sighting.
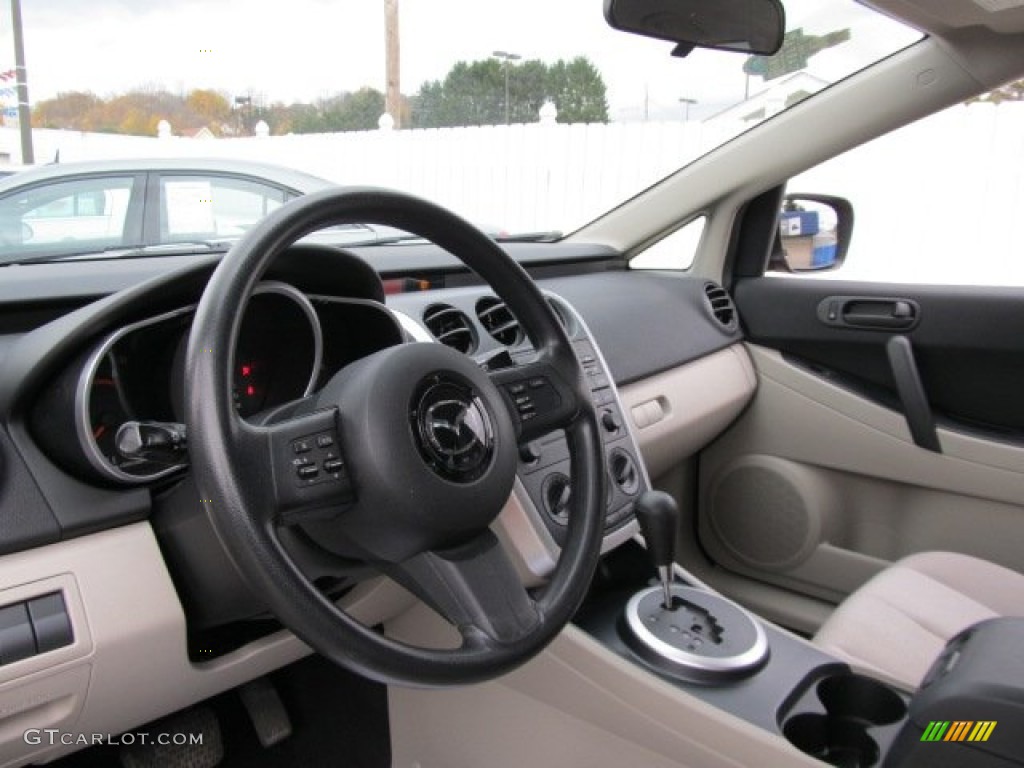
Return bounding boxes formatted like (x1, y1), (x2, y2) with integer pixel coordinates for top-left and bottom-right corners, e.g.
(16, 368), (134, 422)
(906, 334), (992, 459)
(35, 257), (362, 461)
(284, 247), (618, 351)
(813, 551), (1024, 691)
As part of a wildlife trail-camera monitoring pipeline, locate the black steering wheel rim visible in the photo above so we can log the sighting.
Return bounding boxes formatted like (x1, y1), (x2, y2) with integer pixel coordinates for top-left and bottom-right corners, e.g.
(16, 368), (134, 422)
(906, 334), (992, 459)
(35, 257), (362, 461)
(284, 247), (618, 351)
(185, 186), (606, 686)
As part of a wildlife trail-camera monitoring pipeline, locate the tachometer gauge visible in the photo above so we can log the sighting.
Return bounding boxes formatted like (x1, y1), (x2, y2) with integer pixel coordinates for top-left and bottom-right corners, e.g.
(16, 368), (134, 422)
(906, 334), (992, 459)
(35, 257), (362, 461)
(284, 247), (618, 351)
(88, 355), (130, 462)
(73, 306), (194, 484)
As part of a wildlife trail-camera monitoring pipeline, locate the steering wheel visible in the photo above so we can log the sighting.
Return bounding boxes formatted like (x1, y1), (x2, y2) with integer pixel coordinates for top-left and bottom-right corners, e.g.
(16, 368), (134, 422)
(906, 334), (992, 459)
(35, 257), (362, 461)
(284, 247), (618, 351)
(185, 187), (606, 686)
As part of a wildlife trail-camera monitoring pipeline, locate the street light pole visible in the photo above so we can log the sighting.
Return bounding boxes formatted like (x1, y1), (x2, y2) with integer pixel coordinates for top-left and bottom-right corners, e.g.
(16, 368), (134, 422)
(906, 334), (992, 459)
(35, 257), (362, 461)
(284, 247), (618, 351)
(11, 0), (33, 164)
(492, 50), (521, 125)
(679, 97), (697, 122)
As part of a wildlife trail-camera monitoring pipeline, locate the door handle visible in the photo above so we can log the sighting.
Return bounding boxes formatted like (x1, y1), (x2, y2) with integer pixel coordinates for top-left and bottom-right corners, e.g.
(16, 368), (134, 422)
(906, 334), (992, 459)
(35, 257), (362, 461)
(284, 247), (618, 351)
(817, 296), (920, 330)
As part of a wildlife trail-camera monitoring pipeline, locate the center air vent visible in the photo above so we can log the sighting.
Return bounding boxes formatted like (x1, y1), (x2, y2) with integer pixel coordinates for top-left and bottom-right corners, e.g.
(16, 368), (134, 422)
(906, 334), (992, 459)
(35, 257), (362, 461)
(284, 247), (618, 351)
(703, 282), (738, 330)
(423, 303), (477, 354)
(476, 297), (523, 347)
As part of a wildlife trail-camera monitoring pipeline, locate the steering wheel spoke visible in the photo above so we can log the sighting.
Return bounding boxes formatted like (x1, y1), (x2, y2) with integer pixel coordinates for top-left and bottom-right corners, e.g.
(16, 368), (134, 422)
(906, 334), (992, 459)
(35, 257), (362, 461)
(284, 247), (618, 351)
(236, 406), (355, 525)
(489, 356), (582, 443)
(388, 531), (541, 648)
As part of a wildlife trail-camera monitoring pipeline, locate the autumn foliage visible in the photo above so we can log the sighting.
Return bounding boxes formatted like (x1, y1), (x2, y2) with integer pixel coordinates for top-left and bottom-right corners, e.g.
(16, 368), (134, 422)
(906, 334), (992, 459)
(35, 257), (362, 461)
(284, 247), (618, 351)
(33, 88), (234, 137)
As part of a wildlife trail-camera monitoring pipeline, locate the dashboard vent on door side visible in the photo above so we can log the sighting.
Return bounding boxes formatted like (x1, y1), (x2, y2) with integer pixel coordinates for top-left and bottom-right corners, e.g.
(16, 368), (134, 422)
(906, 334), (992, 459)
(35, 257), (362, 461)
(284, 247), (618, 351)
(703, 282), (738, 330)
(422, 303), (477, 354)
(476, 297), (523, 347)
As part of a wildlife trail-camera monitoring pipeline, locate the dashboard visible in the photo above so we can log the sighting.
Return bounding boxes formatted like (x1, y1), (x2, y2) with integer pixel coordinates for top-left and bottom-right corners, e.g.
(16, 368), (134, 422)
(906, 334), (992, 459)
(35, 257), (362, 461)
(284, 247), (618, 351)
(0, 240), (755, 766)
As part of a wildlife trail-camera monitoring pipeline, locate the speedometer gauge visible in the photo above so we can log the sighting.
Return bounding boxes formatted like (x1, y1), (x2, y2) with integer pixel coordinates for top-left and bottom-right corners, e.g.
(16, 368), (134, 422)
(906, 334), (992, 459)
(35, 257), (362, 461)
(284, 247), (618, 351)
(232, 283), (322, 419)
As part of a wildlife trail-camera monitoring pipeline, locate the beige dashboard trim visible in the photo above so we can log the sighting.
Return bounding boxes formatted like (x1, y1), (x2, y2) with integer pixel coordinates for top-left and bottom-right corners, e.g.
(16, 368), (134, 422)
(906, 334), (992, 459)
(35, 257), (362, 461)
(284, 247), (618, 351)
(619, 344), (757, 479)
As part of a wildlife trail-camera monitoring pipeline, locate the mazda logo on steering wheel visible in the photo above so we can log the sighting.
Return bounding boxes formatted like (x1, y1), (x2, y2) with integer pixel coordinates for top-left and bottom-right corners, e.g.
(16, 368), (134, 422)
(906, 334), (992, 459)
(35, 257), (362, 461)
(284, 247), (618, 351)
(425, 398), (489, 457)
(413, 378), (495, 482)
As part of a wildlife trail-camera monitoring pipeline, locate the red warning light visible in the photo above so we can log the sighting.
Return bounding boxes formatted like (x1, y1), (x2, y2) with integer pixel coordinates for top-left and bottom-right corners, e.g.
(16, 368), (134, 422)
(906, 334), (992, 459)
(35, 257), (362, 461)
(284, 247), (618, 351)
(246, 385), (255, 397)
(241, 364), (252, 377)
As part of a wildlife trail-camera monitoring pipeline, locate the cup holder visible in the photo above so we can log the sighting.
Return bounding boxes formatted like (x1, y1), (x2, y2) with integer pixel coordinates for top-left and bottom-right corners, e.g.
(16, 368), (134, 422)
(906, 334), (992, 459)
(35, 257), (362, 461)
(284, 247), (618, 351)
(781, 672), (908, 767)
(818, 674), (906, 726)
(783, 714), (879, 768)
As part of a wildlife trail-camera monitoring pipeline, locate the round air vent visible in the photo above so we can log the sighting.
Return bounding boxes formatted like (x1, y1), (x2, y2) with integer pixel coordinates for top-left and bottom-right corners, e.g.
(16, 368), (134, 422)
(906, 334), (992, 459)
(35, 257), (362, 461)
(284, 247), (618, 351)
(422, 303), (477, 354)
(476, 296), (523, 346)
(703, 282), (738, 330)
(542, 473), (571, 524)
(609, 449), (640, 496)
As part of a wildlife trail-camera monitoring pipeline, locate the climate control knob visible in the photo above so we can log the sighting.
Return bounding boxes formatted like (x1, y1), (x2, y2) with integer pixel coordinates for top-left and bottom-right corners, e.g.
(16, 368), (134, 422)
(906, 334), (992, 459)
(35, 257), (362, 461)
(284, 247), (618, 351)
(601, 409), (622, 433)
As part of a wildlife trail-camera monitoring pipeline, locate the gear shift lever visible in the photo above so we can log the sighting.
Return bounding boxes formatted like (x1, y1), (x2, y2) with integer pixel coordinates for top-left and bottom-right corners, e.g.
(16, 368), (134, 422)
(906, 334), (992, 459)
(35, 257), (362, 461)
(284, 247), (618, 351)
(624, 491), (769, 681)
(634, 490), (679, 610)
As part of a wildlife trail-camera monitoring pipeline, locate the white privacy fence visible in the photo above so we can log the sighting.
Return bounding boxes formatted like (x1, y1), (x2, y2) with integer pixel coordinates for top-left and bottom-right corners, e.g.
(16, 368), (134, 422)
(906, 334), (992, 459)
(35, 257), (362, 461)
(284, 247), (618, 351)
(0, 119), (747, 235)
(1, 102), (1021, 284)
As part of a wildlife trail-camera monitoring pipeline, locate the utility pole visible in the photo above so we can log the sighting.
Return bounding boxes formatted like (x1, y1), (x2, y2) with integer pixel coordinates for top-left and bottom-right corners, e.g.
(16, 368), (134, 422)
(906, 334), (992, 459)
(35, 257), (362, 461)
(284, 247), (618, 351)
(385, 0), (401, 128)
(492, 50), (520, 125)
(11, 0), (33, 164)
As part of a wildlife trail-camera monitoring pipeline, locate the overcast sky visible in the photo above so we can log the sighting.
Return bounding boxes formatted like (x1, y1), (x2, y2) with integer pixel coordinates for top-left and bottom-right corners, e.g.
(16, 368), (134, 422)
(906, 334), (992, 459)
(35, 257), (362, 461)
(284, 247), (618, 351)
(1, 0), (919, 122)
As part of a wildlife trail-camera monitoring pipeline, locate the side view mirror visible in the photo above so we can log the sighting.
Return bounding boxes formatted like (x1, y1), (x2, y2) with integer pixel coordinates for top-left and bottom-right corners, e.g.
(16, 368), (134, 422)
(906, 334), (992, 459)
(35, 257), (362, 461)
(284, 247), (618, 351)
(771, 193), (853, 272)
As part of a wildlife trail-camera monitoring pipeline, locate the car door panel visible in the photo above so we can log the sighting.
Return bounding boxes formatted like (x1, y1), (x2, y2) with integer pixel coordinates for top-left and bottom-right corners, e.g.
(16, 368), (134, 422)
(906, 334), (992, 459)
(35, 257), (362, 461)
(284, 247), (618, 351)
(732, 278), (1024, 437)
(695, 277), (1024, 632)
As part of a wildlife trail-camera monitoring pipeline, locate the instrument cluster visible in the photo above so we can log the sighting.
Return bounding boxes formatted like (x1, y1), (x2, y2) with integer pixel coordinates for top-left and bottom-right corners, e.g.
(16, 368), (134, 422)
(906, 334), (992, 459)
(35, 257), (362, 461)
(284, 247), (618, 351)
(32, 281), (404, 486)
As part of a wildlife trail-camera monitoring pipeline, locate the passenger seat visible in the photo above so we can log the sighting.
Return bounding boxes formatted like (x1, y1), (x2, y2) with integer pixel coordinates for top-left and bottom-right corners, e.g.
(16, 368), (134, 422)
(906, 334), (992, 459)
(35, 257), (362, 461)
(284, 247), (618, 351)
(813, 551), (1024, 691)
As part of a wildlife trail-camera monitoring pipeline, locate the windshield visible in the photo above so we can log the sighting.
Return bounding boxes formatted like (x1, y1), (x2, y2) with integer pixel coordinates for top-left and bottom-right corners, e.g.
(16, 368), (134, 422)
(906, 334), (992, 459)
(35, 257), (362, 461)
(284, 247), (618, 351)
(0, 0), (918, 264)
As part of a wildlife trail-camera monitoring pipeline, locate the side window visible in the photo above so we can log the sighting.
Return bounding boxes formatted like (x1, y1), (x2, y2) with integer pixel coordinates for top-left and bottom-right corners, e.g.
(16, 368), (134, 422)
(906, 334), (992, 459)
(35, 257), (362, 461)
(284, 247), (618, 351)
(784, 101), (1024, 286)
(160, 176), (291, 242)
(0, 176), (135, 255)
(629, 216), (705, 271)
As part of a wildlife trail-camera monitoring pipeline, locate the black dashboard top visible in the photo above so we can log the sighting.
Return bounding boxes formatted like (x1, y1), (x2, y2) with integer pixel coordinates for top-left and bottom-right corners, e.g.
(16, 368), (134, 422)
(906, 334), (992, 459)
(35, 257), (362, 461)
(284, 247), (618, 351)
(0, 241), (741, 557)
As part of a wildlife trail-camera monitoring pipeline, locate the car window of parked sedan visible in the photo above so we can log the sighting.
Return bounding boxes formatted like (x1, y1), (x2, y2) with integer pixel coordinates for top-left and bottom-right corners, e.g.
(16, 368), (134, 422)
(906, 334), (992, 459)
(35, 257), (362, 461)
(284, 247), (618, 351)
(159, 175), (295, 243)
(0, 176), (135, 258)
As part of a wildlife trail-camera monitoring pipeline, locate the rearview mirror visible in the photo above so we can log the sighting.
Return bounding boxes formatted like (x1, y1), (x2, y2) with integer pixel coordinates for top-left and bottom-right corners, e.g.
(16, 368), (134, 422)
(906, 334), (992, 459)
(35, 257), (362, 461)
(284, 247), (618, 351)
(604, 0), (785, 56)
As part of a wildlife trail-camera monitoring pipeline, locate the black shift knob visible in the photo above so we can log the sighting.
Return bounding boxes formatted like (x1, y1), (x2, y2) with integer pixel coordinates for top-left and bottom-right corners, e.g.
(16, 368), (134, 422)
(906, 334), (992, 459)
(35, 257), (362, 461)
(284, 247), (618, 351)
(634, 490), (678, 568)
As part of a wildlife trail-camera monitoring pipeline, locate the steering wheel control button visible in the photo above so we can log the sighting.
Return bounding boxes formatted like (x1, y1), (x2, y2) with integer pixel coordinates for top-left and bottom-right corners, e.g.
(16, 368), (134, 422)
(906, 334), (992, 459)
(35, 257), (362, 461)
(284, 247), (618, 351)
(288, 432), (347, 487)
(0, 602), (37, 665)
(413, 377), (495, 483)
(271, 416), (354, 518)
(26, 593), (73, 654)
(503, 377), (560, 427)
